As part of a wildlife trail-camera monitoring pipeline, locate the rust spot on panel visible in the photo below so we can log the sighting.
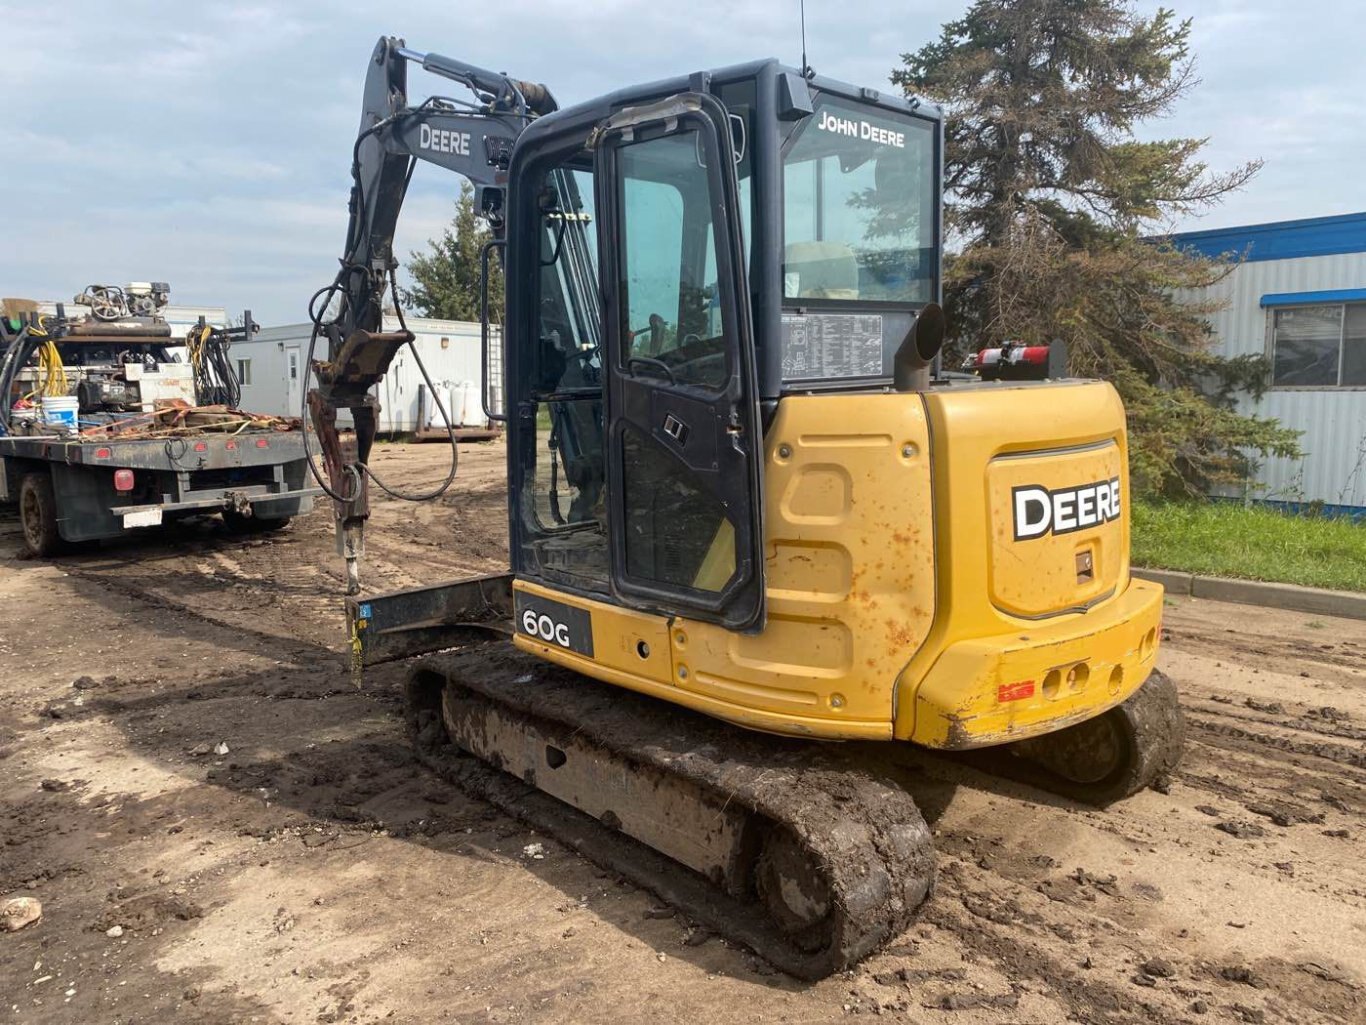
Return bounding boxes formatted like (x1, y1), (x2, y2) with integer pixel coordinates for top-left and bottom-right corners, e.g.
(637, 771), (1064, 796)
(884, 619), (916, 650)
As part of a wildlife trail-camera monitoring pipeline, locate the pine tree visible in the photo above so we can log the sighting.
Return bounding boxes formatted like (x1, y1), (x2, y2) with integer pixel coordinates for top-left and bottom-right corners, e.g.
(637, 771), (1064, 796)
(399, 183), (505, 323)
(895, 0), (1300, 495)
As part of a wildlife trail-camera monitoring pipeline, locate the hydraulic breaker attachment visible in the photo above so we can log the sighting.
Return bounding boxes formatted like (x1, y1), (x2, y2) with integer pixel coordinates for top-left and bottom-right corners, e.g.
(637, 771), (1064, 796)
(306, 327), (413, 594)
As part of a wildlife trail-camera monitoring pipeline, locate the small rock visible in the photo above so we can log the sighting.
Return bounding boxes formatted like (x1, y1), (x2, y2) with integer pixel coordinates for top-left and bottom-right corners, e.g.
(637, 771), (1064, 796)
(1191, 999), (1209, 1014)
(105, 925), (124, 938)
(522, 843), (545, 860)
(1247, 802), (1323, 827)
(656, 952), (667, 962)
(643, 906), (675, 920)
(1131, 973), (1157, 988)
(1141, 957), (1176, 978)
(189, 743), (212, 757)
(1232, 1004), (1265, 1024)
(1322, 829), (1350, 838)
(213, 742), (230, 757)
(72, 675), (99, 690)
(683, 928), (712, 948)
(561, 926), (577, 939)
(39, 779), (68, 792)
(1, 897), (42, 932)
(1215, 820), (1265, 839)
(1220, 965), (1265, 988)
(1307, 706), (1348, 722)
(1195, 805), (1221, 817)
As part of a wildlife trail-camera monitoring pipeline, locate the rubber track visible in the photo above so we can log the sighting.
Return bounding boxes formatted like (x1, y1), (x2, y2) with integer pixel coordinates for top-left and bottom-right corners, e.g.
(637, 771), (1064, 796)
(406, 644), (935, 979)
(955, 670), (1187, 806)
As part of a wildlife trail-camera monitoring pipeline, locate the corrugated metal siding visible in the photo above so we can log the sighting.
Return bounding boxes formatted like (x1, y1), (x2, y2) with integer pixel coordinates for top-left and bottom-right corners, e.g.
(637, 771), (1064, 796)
(1248, 391), (1366, 507)
(1186, 252), (1366, 507)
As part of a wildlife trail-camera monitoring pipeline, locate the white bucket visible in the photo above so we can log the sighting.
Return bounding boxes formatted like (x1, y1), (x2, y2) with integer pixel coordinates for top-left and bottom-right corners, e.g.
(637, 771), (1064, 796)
(41, 395), (80, 431)
(461, 381), (483, 427)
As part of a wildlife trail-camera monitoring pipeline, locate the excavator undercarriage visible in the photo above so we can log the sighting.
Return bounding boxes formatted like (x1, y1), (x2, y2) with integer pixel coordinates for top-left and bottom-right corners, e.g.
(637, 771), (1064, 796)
(350, 574), (1183, 977)
(400, 646), (1181, 977)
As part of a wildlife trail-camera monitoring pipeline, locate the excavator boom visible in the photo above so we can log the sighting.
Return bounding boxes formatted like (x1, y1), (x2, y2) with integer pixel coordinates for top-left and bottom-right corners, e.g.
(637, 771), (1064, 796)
(307, 37), (553, 592)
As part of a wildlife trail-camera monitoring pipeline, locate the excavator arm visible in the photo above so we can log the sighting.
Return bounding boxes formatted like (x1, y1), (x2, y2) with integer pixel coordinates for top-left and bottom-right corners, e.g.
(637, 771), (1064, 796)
(309, 36), (555, 593)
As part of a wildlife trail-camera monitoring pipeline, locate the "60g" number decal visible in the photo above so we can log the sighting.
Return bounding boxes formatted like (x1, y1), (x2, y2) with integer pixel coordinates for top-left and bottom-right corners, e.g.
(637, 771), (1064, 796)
(514, 592), (594, 657)
(522, 608), (571, 647)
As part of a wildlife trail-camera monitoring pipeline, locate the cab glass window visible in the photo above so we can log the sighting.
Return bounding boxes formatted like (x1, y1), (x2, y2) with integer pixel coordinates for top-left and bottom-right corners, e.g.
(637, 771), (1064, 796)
(616, 131), (729, 391)
(782, 95), (936, 304)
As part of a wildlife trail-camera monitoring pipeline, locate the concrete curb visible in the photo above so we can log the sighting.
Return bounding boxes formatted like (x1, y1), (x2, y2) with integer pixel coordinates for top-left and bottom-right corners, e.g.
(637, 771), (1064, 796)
(1133, 567), (1366, 621)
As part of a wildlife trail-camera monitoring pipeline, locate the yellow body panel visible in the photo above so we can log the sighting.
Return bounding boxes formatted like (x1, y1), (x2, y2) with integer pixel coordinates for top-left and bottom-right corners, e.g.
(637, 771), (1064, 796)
(671, 393), (937, 737)
(516, 380), (1163, 750)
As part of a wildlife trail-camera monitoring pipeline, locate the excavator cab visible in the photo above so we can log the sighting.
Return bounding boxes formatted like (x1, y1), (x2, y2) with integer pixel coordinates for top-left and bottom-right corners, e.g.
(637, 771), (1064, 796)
(503, 66), (939, 640)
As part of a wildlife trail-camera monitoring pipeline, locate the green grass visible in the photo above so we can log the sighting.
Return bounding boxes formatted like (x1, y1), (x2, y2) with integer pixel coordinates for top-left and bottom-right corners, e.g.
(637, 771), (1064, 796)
(1132, 499), (1366, 593)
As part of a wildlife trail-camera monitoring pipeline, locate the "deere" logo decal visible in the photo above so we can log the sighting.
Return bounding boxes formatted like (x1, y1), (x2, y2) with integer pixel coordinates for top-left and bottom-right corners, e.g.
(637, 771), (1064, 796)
(1012, 477), (1121, 541)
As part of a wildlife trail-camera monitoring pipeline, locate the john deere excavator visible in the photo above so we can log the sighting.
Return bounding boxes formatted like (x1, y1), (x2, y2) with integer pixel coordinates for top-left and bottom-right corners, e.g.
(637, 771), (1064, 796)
(304, 37), (1185, 978)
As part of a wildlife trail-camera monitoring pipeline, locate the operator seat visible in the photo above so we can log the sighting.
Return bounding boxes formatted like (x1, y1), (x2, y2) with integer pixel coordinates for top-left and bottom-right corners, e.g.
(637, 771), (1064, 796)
(783, 241), (860, 300)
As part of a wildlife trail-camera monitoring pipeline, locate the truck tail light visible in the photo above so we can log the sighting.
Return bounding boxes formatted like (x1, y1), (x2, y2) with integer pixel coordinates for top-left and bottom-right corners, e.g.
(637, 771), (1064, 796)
(113, 469), (135, 492)
(255, 438), (269, 449)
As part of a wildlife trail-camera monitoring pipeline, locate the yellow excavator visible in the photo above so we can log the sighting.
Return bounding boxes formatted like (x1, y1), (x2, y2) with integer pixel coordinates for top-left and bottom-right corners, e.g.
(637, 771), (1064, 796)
(304, 38), (1185, 978)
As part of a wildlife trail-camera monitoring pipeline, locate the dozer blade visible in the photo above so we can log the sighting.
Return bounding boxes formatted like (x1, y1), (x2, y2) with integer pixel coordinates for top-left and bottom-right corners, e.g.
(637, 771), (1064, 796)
(347, 574), (514, 667)
(406, 644), (935, 979)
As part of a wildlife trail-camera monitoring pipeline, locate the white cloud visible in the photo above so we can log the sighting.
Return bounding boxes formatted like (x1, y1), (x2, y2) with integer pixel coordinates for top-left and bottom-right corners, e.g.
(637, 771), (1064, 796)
(3, 0), (1362, 319)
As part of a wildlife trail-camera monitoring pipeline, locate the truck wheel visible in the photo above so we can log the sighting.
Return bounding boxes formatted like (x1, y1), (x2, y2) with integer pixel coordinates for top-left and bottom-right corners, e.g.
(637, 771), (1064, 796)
(222, 508), (292, 535)
(19, 473), (66, 557)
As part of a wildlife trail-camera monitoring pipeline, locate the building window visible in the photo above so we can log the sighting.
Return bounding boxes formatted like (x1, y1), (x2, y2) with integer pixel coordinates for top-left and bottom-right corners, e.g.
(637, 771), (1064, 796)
(287, 351), (299, 382)
(236, 358), (252, 386)
(1272, 303), (1366, 387)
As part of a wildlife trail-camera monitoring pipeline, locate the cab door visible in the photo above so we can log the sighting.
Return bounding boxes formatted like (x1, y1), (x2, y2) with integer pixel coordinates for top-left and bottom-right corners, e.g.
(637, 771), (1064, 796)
(593, 94), (765, 631)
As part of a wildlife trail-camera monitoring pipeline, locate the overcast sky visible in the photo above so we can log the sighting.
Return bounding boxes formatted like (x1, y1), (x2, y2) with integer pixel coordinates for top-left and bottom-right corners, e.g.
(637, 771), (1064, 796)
(3, 0), (1362, 324)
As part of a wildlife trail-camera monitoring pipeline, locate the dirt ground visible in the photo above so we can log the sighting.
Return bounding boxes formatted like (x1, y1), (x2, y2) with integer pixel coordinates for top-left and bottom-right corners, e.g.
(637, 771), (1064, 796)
(1, 440), (1363, 1025)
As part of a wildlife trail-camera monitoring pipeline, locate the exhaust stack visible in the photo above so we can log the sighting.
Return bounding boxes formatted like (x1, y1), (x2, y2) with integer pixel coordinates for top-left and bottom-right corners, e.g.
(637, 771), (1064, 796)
(893, 303), (946, 392)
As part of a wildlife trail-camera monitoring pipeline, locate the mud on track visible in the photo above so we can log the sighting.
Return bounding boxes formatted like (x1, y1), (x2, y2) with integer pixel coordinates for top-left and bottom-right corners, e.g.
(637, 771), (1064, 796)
(0, 440), (1362, 1024)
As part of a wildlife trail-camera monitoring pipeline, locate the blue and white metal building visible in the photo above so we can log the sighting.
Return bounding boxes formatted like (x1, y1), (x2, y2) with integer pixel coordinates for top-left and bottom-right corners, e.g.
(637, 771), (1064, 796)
(1171, 211), (1366, 512)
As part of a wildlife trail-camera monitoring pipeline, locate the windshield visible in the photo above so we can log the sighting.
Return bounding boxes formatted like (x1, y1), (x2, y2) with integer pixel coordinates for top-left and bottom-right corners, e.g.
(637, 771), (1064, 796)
(783, 95), (936, 305)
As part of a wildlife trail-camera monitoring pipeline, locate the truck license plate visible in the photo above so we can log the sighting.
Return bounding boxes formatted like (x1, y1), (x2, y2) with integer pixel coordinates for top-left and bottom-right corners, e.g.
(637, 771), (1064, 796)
(122, 508), (163, 528)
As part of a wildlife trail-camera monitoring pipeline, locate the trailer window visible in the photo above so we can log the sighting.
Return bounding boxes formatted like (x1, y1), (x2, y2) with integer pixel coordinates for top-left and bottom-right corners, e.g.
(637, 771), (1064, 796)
(782, 95), (936, 304)
(1271, 303), (1366, 387)
(236, 358), (252, 386)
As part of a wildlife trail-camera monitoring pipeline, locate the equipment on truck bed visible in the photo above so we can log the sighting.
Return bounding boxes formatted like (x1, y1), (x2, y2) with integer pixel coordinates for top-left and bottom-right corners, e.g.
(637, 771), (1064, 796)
(308, 37), (1185, 977)
(1, 284), (258, 429)
(2, 285), (315, 554)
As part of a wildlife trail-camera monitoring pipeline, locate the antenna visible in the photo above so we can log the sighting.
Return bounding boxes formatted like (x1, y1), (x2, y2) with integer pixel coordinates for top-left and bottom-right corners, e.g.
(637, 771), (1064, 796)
(800, 0), (810, 77)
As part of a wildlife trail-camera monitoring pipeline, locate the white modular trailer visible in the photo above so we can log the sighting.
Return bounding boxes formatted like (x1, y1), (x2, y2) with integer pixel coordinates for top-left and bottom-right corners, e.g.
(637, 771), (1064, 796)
(233, 314), (500, 432)
(1171, 212), (1366, 513)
